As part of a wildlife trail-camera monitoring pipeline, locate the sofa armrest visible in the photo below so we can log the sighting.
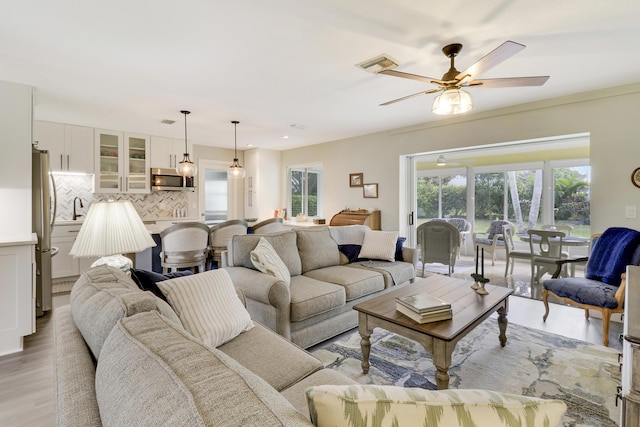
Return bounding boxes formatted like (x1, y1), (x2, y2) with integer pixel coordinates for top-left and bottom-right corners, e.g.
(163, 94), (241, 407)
(401, 246), (418, 267)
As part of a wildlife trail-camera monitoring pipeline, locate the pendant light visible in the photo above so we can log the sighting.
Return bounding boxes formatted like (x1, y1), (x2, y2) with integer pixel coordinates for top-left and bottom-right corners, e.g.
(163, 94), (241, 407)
(176, 110), (197, 177)
(228, 120), (245, 179)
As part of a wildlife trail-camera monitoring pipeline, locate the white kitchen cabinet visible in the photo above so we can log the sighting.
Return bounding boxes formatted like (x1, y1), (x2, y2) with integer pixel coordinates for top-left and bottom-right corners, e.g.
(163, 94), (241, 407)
(244, 148), (281, 221)
(94, 129), (150, 193)
(33, 121), (94, 173)
(51, 223), (99, 279)
(150, 136), (190, 169)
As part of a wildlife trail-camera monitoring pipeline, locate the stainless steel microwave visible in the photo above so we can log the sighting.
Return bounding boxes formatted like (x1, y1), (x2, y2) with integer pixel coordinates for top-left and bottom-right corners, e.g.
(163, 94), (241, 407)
(151, 168), (195, 191)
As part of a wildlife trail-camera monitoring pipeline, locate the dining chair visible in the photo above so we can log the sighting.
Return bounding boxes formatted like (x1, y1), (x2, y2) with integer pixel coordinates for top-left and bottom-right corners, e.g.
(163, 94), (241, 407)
(503, 223), (532, 277)
(473, 220), (513, 266)
(251, 217), (284, 234)
(208, 219), (248, 269)
(541, 224), (574, 257)
(542, 227), (640, 346)
(527, 229), (566, 285)
(159, 222), (210, 273)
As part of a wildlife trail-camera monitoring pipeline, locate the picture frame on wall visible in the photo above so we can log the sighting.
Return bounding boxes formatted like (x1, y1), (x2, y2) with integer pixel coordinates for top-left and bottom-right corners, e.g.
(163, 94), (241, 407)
(349, 173), (364, 187)
(363, 183), (378, 198)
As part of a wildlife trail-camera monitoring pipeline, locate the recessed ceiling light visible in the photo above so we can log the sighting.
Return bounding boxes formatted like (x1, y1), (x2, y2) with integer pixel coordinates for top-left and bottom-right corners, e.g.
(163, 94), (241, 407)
(282, 135), (289, 139)
(161, 119), (175, 124)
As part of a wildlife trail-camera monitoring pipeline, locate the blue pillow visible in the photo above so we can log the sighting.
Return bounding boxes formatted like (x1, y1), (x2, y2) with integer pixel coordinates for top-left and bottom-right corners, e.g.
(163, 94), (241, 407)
(395, 237), (406, 261)
(130, 268), (194, 302)
(338, 244), (362, 263)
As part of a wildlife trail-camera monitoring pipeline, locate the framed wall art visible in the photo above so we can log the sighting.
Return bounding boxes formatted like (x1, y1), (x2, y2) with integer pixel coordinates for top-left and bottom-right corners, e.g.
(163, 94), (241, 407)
(363, 183), (378, 198)
(349, 173), (364, 187)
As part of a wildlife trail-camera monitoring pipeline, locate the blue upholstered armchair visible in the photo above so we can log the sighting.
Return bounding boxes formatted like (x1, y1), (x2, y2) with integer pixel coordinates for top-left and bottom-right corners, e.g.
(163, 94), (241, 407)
(542, 227), (640, 346)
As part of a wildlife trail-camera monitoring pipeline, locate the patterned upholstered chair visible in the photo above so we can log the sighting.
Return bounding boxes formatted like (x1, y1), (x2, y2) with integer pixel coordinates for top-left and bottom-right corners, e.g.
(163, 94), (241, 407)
(473, 220), (513, 266)
(542, 227), (640, 346)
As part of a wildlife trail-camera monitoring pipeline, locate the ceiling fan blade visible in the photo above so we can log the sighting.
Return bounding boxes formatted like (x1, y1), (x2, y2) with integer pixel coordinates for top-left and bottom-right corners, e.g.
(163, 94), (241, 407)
(456, 40), (526, 84)
(466, 76), (550, 88)
(380, 89), (439, 106)
(379, 69), (442, 85)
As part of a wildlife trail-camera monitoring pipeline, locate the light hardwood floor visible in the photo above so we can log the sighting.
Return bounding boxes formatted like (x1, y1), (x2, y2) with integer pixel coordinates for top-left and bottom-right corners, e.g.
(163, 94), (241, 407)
(0, 260), (622, 427)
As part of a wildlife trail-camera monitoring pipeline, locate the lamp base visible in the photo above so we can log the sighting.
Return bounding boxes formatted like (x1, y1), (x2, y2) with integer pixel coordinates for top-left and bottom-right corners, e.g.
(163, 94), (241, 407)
(91, 254), (134, 273)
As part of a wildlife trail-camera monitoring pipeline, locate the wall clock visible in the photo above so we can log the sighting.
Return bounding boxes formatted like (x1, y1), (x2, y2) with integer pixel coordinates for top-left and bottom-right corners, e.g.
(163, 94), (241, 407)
(632, 167), (640, 188)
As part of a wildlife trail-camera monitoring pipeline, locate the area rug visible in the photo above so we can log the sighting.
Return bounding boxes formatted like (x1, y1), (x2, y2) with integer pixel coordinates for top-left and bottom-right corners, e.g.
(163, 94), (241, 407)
(311, 318), (620, 427)
(419, 259), (475, 276)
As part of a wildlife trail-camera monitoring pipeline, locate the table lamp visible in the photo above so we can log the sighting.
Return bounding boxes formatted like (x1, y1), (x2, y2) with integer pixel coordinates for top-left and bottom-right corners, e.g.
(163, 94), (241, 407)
(69, 200), (156, 271)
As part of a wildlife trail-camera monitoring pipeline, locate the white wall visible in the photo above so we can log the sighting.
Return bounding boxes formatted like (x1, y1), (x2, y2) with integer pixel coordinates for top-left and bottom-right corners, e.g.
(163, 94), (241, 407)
(0, 80), (33, 243)
(281, 83), (640, 234)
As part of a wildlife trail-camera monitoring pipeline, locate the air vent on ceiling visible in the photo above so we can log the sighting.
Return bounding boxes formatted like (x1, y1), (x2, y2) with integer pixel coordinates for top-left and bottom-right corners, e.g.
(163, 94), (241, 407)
(356, 54), (399, 74)
(161, 119), (176, 125)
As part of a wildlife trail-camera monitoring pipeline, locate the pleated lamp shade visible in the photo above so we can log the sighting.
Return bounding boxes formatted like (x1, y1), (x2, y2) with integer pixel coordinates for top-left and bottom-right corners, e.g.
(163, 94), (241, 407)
(69, 200), (156, 257)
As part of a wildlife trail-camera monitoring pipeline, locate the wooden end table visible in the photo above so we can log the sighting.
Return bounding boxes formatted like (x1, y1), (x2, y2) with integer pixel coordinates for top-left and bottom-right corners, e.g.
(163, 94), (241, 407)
(353, 275), (513, 390)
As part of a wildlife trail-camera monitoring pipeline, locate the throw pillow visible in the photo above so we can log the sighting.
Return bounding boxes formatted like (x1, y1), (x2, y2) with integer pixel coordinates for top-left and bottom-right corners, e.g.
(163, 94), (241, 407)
(358, 230), (399, 262)
(338, 244), (362, 263)
(250, 237), (291, 284)
(157, 269), (254, 348)
(306, 385), (567, 427)
(130, 268), (193, 302)
(395, 237), (406, 261)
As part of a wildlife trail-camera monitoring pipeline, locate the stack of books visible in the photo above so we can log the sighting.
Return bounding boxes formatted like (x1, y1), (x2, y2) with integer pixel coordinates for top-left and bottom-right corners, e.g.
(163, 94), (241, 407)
(395, 292), (452, 324)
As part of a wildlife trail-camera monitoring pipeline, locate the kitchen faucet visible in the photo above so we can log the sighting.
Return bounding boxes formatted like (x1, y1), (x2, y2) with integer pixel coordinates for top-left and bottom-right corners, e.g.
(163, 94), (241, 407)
(73, 197), (84, 221)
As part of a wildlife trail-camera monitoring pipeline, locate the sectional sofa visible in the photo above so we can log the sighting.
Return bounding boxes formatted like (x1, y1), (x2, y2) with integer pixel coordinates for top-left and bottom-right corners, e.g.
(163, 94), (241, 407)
(222, 225), (418, 348)
(54, 264), (567, 426)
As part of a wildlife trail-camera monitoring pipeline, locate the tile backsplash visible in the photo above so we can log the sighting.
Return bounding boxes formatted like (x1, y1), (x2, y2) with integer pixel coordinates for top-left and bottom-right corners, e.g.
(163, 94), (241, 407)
(53, 174), (192, 221)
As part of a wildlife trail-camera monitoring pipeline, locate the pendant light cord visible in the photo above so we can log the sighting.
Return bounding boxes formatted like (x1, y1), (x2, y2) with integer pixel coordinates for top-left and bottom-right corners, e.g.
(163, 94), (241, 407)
(232, 120), (240, 159)
(181, 110), (190, 153)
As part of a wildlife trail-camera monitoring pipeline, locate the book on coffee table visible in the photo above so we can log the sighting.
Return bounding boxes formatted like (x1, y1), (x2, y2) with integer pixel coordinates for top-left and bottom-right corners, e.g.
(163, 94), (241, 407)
(395, 303), (453, 324)
(395, 292), (451, 314)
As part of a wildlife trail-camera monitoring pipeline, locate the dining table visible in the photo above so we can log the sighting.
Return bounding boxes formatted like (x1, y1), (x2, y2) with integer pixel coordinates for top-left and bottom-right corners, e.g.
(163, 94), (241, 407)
(517, 233), (590, 278)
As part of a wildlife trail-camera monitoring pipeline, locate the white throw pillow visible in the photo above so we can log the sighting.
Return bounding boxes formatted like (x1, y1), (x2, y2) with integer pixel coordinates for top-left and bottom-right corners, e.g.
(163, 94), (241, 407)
(250, 237), (291, 284)
(157, 269), (254, 348)
(306, 385), (567, 427)
(358, 230), (399, 262)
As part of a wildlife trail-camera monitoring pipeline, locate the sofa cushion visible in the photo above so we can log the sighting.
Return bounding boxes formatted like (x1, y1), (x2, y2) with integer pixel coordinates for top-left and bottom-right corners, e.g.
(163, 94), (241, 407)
(251, 237), (291, 285)
(290, 275), (346, 322)
(129, 268), (193, 302)
(358, 230), (399, 262)
(70, 265), (164, 359)
(349, 261), (416, 288)
(304, 265), (384, 301)
(96, 311), (311, 427)
(231, 230), (302, 276)
(218, 322), (323, 391)
(296, 228), (341, 273)
(158, 269), (254, 348)
(329, 225), (369, 246)
(306, 385), (566, 427)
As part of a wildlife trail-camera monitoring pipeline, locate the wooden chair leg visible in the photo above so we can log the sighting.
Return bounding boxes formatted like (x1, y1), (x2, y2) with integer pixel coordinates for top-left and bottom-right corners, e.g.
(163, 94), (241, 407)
(585, 309), (590, 320)
(542, 289), (550, 321)
(602, 309), (611, 347)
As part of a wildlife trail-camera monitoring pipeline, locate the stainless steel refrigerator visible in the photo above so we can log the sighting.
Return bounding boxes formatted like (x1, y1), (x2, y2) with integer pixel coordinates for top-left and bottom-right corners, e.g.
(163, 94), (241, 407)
(32, 146), (57, 317)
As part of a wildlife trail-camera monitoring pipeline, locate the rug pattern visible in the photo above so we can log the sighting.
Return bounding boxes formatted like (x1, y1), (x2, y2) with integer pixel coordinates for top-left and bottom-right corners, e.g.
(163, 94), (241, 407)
(311, 318), (620, 427)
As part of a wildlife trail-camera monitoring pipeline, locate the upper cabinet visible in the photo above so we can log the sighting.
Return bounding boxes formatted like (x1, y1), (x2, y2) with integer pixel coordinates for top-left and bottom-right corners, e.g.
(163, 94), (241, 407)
(94, 129), (150, 193)
(34, 121), (94, 174)
(150, 136), (191, 169)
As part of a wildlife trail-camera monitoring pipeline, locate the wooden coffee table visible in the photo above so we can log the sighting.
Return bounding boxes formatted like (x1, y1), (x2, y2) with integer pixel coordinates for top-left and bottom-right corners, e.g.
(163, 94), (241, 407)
(353, 275), (513, 389)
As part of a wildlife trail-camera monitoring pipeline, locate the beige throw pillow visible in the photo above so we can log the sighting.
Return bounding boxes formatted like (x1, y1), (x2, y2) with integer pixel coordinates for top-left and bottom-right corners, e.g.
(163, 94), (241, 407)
(358, 230), (399, 262)
(157, 269), (254, 348)
(250, 237), (291, 284)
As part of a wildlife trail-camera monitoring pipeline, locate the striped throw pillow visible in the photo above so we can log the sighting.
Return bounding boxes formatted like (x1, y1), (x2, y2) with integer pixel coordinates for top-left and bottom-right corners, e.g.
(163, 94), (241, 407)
(157, 269), (254, 348)
(250, 237), (291, 285)
(358, 230), (399, 262)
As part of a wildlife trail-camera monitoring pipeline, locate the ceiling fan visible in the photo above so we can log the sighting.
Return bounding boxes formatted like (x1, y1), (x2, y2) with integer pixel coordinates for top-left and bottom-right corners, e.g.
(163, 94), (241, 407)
(377, 41), (549, 114)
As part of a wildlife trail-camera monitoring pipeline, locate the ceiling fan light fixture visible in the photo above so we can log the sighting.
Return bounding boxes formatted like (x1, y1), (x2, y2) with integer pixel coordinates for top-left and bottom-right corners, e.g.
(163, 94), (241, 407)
(432, 88), (474, 115)
(436, 155), (447, 166)
(228, 120), (246, 179)
(177, 110), (197, 177)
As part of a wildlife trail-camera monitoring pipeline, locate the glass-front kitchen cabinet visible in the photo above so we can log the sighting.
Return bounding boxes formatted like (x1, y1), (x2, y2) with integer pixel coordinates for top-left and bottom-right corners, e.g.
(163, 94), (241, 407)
(94, 129), (150, 193)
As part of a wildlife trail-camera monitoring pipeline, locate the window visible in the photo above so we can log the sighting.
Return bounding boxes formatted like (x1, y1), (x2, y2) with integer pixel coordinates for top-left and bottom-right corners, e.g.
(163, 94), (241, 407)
(416, 171), (467, 225)
(288, 166), (322, 218)
(551, 163), (591, 237)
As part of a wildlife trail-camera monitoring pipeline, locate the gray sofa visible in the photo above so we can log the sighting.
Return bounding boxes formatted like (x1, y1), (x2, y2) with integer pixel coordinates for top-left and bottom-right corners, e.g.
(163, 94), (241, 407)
(54, 265), (356, 426)
(222, 225), (417, 348)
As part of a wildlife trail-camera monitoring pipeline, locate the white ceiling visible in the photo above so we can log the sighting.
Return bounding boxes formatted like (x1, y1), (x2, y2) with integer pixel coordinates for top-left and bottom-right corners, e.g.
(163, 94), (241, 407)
(2, 1), (640, 151)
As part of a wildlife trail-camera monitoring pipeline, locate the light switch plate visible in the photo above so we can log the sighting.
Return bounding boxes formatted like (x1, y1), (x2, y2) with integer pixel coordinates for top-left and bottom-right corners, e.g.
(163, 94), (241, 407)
(626, 205), (637, 219)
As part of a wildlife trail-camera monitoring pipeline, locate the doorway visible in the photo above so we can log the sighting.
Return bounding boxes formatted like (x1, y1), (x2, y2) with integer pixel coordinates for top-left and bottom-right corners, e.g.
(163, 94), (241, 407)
(197, 159), (242, 223)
